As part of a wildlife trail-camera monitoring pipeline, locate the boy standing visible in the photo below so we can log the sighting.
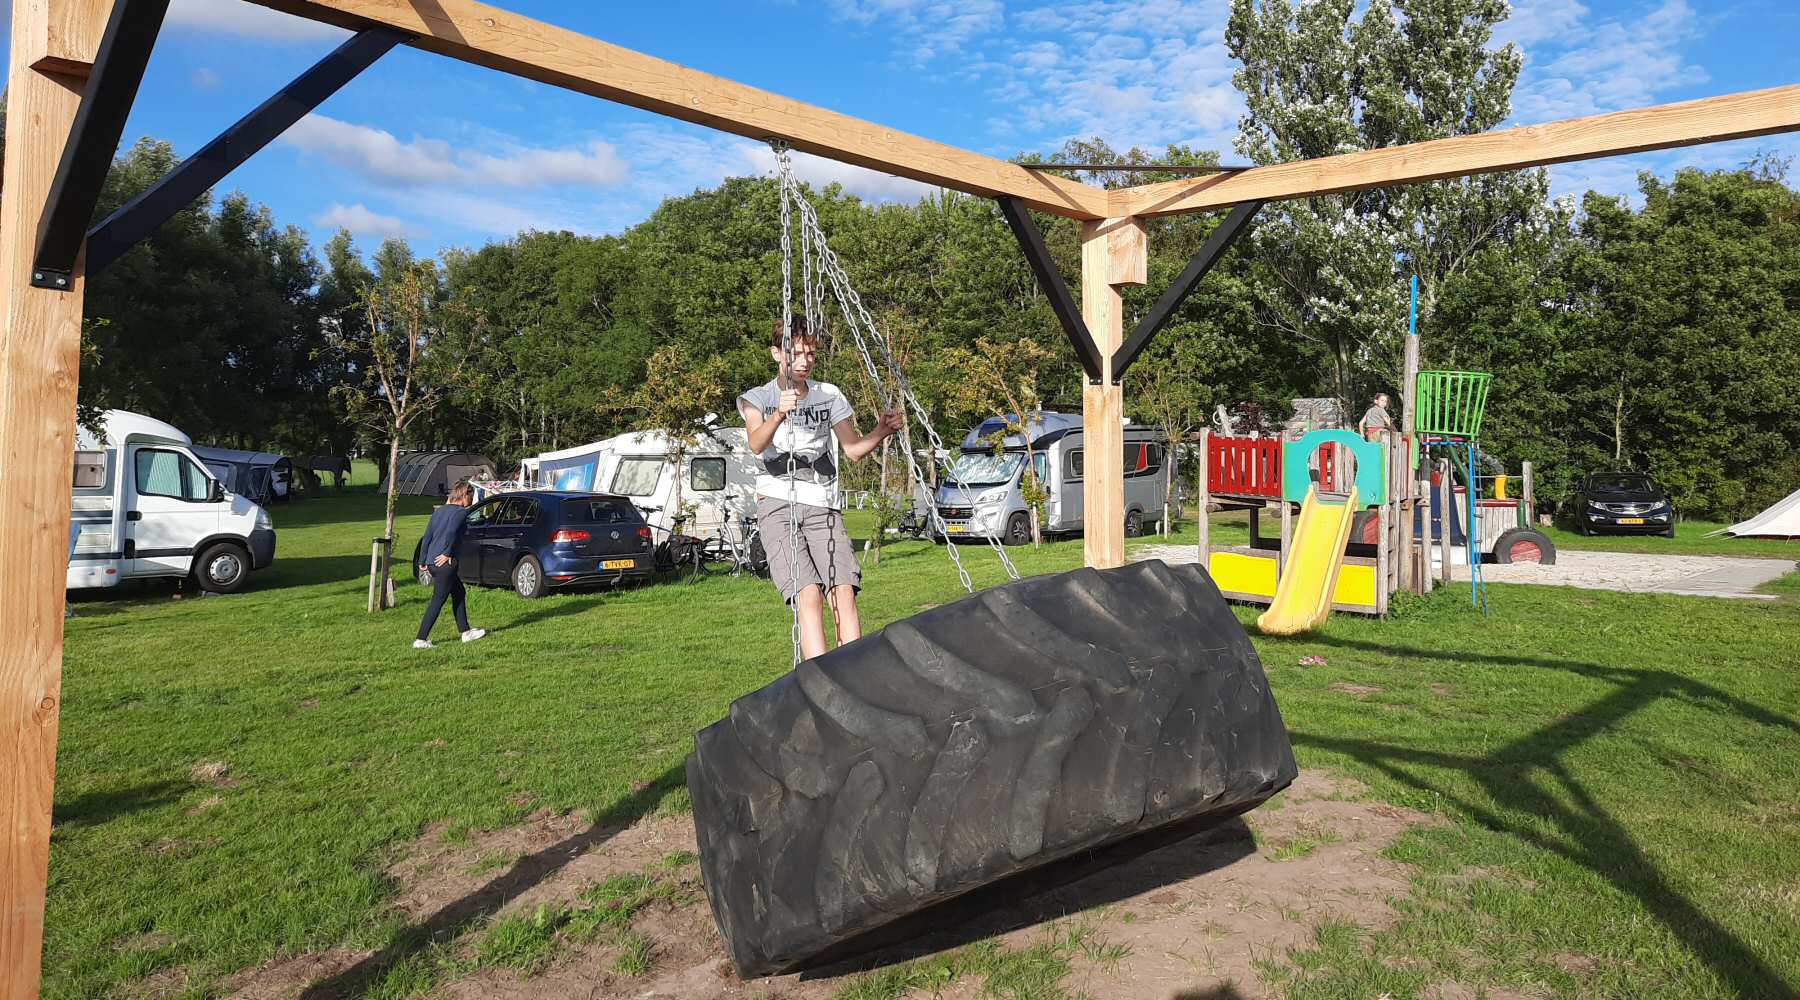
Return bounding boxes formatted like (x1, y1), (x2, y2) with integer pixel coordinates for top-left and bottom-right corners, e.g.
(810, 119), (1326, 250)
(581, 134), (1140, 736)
(738, 318), (903, 659)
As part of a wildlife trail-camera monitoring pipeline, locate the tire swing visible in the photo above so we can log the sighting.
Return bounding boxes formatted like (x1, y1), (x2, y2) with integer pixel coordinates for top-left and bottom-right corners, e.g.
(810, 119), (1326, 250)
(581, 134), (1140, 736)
(685, 146), (1298, 978)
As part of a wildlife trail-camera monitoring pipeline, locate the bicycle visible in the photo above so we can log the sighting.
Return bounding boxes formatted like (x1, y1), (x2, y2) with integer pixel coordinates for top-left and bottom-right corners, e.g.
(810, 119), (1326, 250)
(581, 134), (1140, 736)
(704, 510), (769, 578)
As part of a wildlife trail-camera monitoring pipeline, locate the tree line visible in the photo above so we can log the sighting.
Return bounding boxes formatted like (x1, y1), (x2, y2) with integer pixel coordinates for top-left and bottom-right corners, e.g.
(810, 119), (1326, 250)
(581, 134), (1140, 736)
(45, 0), (1800, 520)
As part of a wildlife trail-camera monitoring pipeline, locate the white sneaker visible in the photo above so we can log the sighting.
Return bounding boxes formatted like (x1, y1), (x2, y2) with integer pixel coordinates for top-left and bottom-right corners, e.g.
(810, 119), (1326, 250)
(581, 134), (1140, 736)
(413, 639), (434, 649)
(461, 628), (487, 643)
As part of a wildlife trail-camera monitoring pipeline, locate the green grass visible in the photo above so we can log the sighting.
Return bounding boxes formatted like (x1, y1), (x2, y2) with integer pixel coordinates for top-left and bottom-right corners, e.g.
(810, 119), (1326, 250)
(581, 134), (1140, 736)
(1543, 518), (1800, 560)
(50, 488), (1800, 998)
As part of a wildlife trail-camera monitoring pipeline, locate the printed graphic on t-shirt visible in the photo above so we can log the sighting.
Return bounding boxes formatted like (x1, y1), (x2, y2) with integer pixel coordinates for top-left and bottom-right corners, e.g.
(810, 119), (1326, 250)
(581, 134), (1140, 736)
(738, 379), (854, 509)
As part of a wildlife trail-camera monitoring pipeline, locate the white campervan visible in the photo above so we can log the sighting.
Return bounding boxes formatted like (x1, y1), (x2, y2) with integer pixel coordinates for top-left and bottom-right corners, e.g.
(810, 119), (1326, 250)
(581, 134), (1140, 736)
(70, 410), (276, 594)
(527, 427), (759, 539)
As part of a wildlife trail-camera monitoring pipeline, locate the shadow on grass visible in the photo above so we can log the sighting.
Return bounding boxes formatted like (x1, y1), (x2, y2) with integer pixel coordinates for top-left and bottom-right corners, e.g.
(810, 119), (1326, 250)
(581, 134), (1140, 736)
(299, 762), (689, 999)
(1292, 635), (1800, 999)
(54, 780), (187, 829)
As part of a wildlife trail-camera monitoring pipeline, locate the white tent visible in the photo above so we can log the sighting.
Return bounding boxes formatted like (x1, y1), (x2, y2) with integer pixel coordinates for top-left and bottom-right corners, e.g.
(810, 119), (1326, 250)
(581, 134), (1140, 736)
(1720, 488), (1800, 538)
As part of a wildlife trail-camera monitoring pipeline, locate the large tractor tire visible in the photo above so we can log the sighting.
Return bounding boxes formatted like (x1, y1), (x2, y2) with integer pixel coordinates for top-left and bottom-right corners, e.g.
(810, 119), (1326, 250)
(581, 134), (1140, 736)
(687, 559), (1296, 977)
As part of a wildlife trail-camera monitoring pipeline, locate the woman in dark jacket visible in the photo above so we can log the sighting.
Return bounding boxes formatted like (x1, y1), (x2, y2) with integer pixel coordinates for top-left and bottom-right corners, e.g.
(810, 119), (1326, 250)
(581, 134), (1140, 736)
(414, 482), (486, 648)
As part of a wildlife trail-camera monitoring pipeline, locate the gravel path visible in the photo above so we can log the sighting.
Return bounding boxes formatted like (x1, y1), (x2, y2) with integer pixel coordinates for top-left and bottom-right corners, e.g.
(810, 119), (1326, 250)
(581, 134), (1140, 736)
(1133, 544), (1797, 601)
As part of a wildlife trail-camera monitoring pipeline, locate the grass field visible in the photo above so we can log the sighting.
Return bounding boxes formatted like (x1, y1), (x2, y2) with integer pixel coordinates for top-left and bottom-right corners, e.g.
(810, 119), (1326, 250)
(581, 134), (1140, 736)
(51, 487), (1800, 998)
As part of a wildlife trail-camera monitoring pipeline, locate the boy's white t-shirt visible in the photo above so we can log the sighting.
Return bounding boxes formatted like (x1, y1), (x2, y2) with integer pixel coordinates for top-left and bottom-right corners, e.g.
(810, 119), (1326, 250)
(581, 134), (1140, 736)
(738, 378), (854, 509)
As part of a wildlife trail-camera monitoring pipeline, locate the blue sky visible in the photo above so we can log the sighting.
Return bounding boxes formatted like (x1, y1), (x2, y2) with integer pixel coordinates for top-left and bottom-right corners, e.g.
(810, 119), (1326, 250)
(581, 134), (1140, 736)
(10, 0), (1800, 256)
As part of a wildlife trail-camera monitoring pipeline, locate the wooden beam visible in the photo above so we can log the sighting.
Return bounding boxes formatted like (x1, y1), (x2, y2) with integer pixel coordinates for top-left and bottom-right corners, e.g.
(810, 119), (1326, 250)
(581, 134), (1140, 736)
(1080, 216), (1146, 569)
(249, 0), (1110, 220)
(2, 2), (107, 994)
(1109, 83), (1800, 218)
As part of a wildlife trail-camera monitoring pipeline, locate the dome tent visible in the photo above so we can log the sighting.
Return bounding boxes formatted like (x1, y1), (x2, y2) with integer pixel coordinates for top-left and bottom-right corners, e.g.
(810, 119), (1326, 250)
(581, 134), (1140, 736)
(379, 451), (496, 496)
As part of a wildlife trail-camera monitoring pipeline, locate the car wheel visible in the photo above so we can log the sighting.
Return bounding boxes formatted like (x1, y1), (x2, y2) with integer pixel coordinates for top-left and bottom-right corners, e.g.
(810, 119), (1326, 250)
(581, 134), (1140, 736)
(1004, 512), (1031, 546)
(1661, 524), (1676, 538)
(1125, 510), (1143, 538)
(193, 542), (251, 594)
(512, 554), (547, 598)
(1492, 528), (1555, 565)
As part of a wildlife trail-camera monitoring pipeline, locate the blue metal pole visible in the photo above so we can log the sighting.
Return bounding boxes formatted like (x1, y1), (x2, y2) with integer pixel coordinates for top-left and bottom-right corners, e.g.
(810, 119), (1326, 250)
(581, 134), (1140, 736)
(1409, 274), (1418, 338)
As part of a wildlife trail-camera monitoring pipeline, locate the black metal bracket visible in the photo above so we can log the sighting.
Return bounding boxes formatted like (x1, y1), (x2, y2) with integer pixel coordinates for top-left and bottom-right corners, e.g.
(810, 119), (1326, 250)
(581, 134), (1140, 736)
(84, 27), (406, 277)
(31, 0), (170, 289)
(995, 196), (1105, 382)
(1110, 200), (1262, 382)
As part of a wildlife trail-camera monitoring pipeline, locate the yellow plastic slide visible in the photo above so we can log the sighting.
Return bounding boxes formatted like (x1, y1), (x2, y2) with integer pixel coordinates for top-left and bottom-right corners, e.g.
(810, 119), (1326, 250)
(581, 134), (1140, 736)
(1256, 485), (1360, 636)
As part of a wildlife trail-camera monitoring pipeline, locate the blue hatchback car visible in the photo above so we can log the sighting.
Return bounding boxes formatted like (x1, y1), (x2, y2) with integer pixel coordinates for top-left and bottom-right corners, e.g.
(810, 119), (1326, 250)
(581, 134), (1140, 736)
(412, 491), (655, 597)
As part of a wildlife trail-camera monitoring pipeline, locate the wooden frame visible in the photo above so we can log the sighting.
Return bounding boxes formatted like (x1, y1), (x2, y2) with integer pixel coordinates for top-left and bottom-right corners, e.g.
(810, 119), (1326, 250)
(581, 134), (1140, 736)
(4, 1), (1800, 993)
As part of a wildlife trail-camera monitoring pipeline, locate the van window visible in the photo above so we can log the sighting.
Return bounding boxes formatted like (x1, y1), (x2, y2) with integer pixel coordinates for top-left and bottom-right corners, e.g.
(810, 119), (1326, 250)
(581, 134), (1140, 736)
(73, 450), (108, 491)
(135, 449), (211, 502)
(1125, 442), (1165, 478)
(565, 500), (639, 524)
(1063, 449), (1084, 481)
(610, 456), (663, 497)
(497, 498), (537, 526)
(690, 457), (726, 492)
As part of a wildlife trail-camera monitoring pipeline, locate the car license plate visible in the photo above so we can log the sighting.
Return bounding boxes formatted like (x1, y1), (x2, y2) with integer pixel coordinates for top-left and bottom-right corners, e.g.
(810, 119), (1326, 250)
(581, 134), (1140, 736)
(945, 524), (967, 533)
(1618, 517), (1645, 525)
(602, 558), (636, 569)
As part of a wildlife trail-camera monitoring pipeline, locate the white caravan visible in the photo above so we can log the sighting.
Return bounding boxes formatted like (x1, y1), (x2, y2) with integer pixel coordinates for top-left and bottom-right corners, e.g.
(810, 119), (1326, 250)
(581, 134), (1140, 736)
(528, 428), (760, 539)
(70, 410), (276, 594)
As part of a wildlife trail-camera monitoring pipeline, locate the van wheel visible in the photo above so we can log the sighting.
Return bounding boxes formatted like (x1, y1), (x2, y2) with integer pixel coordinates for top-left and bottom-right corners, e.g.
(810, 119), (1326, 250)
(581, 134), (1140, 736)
(512, 555), (547, 598)
(1004, 512), (1031, 546)
(193, 542), (250, 594)
(1125, 510), (1144, 538)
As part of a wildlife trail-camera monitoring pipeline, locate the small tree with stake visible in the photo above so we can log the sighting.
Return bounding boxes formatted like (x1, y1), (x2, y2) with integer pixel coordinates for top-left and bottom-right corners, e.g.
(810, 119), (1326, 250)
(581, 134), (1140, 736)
(622, 343), (727, 563)
(944, 336), (1052, 546)
(327, 255), (479, 611)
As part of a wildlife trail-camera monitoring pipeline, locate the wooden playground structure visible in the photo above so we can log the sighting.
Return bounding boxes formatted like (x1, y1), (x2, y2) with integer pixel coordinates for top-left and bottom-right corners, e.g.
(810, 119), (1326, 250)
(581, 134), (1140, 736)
(4, 0), (1800, 991)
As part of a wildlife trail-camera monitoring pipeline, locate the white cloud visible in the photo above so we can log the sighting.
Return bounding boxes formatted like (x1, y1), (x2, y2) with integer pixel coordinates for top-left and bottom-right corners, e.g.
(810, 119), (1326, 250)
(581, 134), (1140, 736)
(190, 67), (221, 90)
(164, 0), (348, 43)
(313, 203), (418, 240)
(739, 144), (939, 203)
(1494, 0), (1590, 48)
(1511, 0), (1706, 122)
(828, 0), (1243, 156)
(827, 0), (1004, 64)
(279, 115), (629, 190)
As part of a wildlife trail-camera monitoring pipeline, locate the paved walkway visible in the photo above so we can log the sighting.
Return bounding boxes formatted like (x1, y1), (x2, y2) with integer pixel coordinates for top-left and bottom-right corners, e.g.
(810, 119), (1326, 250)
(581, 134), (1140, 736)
(1133, 544), (1797, 601)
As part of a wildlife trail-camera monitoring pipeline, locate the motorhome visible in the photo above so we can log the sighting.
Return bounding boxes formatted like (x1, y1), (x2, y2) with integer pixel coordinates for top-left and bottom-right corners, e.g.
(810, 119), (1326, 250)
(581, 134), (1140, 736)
(70, 410), (276, 594)
(526, 428), (760, 540)
(933, 412), (1168, 544)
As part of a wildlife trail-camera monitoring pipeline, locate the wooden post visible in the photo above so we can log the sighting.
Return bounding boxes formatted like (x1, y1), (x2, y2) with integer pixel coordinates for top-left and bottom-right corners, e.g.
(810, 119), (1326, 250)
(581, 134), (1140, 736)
(1080, 216), (1145, 570)
(1, 1), (110, 993)
(1279, 498), (1292, 580)
(1196, 428), (1210, 566)
(1522, 460), (1536, 527)
(1401, 327), (1420, 594)
(1438, 459), (1453, 586)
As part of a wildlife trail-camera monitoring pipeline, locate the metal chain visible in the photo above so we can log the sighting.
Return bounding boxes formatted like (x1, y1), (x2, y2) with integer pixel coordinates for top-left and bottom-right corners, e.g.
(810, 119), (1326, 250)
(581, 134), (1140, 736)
(775, 146), (804, 666)
(770, 148), (1020, 586)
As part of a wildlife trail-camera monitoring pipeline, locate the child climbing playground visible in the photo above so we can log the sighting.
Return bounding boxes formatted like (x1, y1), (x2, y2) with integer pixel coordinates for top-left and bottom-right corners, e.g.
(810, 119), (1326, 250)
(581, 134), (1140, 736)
(738, 318), (904, 659)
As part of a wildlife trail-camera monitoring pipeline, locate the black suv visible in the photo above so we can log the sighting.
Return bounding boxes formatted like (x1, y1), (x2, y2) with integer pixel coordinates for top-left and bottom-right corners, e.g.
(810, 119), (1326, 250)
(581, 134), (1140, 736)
(1568, 473), (1676, 537)
(413, 490), (655, 597)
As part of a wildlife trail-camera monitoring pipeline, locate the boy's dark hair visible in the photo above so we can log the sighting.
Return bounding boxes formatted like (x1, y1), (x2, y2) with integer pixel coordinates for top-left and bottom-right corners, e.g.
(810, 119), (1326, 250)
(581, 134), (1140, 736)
(770, 316), (816, 350)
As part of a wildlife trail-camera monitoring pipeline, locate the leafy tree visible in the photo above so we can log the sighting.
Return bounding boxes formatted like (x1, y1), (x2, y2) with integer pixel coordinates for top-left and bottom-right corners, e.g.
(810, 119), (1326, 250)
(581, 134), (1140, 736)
(623, 343), (728, 535)
(1227, 0), (1550, 414)
(942, 335), (1053, 545)
(327, 247), (480, 608)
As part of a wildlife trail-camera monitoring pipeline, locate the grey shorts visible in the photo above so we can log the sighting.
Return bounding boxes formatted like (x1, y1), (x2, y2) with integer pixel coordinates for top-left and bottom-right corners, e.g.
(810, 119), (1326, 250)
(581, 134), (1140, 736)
(757, 497), (861, 603)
